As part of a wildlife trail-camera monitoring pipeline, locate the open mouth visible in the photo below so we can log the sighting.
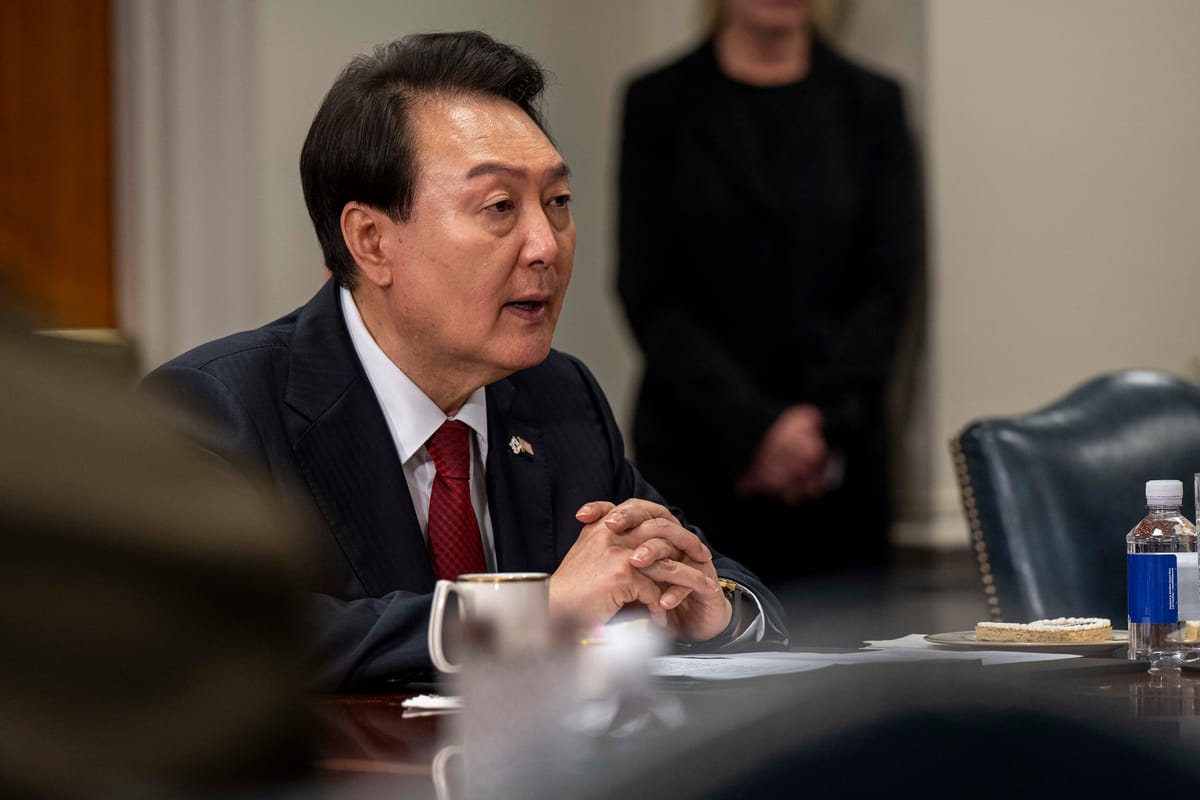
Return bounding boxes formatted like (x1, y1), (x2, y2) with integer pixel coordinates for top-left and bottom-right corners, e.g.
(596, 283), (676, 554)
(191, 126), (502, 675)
(505, 301), (546, 312)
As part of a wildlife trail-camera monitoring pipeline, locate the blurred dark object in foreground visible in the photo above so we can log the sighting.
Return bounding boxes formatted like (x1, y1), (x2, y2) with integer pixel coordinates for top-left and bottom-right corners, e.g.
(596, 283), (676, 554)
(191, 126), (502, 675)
(0, 309), (312, 797)
(36, 327), (141, 380)
(581, 660), (1200, 800)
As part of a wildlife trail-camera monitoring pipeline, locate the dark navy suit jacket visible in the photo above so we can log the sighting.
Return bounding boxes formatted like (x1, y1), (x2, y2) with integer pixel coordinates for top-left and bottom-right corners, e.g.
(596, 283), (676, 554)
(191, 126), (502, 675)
(144, 280), (787, 690)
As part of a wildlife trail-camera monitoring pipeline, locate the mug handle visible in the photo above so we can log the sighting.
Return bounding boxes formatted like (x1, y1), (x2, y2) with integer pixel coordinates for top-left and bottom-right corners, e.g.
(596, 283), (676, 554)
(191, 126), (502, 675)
(429, 579), (464, 673)
(431, 744), (464, 800)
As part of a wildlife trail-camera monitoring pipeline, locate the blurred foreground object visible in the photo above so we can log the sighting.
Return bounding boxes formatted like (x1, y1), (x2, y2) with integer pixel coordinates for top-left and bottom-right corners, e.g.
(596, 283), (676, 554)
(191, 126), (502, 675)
(36, 327), (140, 377)
(952, 370), (1200, 623)
(578, 661), (1200, 800)
(0, 312), (311, 797)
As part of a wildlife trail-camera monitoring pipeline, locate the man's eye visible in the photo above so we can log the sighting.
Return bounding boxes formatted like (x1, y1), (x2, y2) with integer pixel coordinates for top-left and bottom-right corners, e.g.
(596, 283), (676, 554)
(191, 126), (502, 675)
(486, 199), (515, 213)
(548, 194), (572, 209)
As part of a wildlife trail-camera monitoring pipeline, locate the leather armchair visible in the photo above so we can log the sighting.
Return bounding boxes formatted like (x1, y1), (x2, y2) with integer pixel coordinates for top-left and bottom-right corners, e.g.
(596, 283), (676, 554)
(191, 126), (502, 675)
(951, 370), (1200, 623)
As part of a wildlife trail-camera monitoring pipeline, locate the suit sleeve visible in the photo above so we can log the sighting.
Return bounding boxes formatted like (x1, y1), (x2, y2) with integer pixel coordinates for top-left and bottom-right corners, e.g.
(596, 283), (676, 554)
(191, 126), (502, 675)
(305, 591), (435, 690)
(565, 355), (789, 648)
(616, 79), (786, 478)
(143, 364), (439, 692)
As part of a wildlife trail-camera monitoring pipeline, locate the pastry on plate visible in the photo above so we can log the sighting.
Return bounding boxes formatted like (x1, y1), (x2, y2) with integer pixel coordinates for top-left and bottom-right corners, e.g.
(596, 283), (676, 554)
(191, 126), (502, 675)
(975, 617), (1112, 643)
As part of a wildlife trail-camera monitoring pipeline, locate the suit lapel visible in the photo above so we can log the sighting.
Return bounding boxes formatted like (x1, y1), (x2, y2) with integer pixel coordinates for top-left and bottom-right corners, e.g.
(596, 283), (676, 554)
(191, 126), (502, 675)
(485, 378), (556, 574)
(283, 282), (435, 596)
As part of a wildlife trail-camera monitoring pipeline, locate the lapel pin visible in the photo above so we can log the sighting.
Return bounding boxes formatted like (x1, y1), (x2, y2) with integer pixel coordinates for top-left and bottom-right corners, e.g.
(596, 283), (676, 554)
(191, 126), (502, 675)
(508, 435), (534, 457)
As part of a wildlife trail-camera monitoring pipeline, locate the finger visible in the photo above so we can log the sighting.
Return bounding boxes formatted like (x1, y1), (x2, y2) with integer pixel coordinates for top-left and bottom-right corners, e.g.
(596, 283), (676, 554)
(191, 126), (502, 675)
(623, 571), (669, 627)
(756, 461), (794, 493)
(628, 537), (683, 568)
(659, 585), (693, 610)
(796, 405), (822, 428)
(602, 498), (681, 533)
(575, 501), (614, 524)
(638, 559), (720, 608)
(602, 500), (714, 562)
(618, 516), (713, 564)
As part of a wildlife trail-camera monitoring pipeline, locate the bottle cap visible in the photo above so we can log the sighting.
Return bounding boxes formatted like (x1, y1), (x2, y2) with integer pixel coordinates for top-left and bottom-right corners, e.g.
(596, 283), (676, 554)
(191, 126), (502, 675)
(1146, 479), (1183, 504)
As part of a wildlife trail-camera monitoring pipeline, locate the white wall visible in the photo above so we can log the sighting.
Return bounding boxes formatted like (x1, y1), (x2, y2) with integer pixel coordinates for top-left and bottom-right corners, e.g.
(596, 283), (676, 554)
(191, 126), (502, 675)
(918, 0), (1200, 546)
(114, 0), (260, 371)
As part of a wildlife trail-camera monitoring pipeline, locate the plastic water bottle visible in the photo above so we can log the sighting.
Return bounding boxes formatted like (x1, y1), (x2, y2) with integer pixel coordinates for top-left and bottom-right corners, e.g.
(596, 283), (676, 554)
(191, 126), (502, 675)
(1127, 479), (1200, 669)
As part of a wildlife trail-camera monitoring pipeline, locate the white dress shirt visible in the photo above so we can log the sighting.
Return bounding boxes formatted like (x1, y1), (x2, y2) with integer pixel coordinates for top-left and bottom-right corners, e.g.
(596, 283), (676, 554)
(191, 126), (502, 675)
(340, 286), (763, 644)
(340, 287), (496, 570)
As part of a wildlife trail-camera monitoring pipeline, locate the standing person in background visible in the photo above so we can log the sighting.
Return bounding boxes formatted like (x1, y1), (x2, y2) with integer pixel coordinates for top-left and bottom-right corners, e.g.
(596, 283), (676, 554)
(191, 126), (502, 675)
(617, 0), (921, 586)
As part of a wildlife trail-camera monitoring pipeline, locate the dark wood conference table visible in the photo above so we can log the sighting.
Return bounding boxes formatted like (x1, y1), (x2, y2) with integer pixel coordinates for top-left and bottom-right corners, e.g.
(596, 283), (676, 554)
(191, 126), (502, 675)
(309, 647), (1200, 798)
(317, 692), (442, 770)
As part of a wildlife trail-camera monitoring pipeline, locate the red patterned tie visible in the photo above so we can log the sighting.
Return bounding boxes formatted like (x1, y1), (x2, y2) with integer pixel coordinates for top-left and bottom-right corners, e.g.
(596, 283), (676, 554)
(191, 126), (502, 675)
(426, 420), (487, 580)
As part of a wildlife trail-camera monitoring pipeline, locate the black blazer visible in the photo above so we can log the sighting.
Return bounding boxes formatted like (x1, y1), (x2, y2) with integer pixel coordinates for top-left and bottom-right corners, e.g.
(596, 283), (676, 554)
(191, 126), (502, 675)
(144, 280), (787, 690)
(618, 38), (921, 482)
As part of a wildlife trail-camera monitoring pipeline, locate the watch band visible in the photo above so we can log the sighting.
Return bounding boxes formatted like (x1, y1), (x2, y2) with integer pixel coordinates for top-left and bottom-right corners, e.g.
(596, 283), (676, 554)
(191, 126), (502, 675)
(717, 578), (739, 603)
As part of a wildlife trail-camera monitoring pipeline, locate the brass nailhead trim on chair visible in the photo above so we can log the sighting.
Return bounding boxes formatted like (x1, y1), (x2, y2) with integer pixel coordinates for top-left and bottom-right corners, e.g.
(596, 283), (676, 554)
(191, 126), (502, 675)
(951, 435), (1004, 621)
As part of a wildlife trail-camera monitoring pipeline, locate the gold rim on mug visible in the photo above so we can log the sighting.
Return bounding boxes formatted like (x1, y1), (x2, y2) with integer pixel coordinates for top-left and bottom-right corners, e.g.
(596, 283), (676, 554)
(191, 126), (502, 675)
(455, 572), (549, 583)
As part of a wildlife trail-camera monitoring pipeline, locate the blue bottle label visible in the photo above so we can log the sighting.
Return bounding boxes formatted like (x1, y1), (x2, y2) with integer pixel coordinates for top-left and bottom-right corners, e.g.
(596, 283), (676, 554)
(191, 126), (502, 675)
(1128, 553), (1200, 623)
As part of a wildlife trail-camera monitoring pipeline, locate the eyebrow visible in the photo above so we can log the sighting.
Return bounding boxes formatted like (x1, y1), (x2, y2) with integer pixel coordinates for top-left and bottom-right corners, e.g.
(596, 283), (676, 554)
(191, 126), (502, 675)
(465, 161), (571, 181)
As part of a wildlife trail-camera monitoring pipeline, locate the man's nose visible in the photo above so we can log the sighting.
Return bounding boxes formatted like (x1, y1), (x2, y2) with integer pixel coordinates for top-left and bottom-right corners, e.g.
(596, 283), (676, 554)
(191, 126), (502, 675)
(521, 209), (559, 269)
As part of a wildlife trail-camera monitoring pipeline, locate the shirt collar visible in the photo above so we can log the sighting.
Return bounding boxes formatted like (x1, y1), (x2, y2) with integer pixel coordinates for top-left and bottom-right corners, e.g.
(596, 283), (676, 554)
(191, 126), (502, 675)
(339, 286), (488, 462)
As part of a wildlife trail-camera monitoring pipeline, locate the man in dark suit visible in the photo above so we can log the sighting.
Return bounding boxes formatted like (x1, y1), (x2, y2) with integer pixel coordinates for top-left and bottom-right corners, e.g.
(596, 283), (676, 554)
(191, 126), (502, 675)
(145, 31), (787, 692)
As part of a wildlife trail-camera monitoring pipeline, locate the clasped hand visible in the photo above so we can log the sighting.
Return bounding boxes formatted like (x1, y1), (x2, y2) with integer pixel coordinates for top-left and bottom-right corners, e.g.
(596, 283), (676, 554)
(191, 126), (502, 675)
(548, 499), (732, 641)
(737, 404), (829, 505)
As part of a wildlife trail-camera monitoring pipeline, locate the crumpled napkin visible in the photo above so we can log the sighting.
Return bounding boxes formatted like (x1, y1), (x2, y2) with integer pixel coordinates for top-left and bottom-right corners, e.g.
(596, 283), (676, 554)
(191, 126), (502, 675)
(400, 693), (462, 717)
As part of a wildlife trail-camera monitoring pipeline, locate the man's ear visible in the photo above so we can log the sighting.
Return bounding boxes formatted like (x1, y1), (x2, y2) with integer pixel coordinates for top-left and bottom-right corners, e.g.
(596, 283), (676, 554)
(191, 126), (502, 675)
(341, 202), (395, 288)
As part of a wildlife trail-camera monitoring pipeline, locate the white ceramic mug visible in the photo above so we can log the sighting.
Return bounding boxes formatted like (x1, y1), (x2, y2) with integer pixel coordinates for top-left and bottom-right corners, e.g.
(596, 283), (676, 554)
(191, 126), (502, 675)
(428, 572), (550, 673)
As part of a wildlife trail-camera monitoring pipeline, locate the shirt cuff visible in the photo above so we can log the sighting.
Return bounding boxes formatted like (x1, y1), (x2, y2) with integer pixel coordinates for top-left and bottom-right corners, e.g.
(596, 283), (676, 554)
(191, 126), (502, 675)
(682, 578), (765, 648)
(717, 578), (766, 648)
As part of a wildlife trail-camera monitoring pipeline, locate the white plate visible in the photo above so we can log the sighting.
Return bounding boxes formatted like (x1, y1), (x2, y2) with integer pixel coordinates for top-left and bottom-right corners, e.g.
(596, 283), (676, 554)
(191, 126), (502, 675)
(925, 630), (1128, 656)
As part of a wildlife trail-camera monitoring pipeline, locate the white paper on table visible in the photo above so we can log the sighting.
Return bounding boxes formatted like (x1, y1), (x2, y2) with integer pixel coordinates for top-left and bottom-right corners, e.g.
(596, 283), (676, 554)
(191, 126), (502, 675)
(864, 634), (941, 650)
(651, 643), (1078, 681)
(863, 634), (1086, 665)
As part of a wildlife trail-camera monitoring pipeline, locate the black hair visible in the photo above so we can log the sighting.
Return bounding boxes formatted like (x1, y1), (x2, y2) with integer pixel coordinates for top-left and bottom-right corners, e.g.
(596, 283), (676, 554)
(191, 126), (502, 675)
(299, 31), (550, 288)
